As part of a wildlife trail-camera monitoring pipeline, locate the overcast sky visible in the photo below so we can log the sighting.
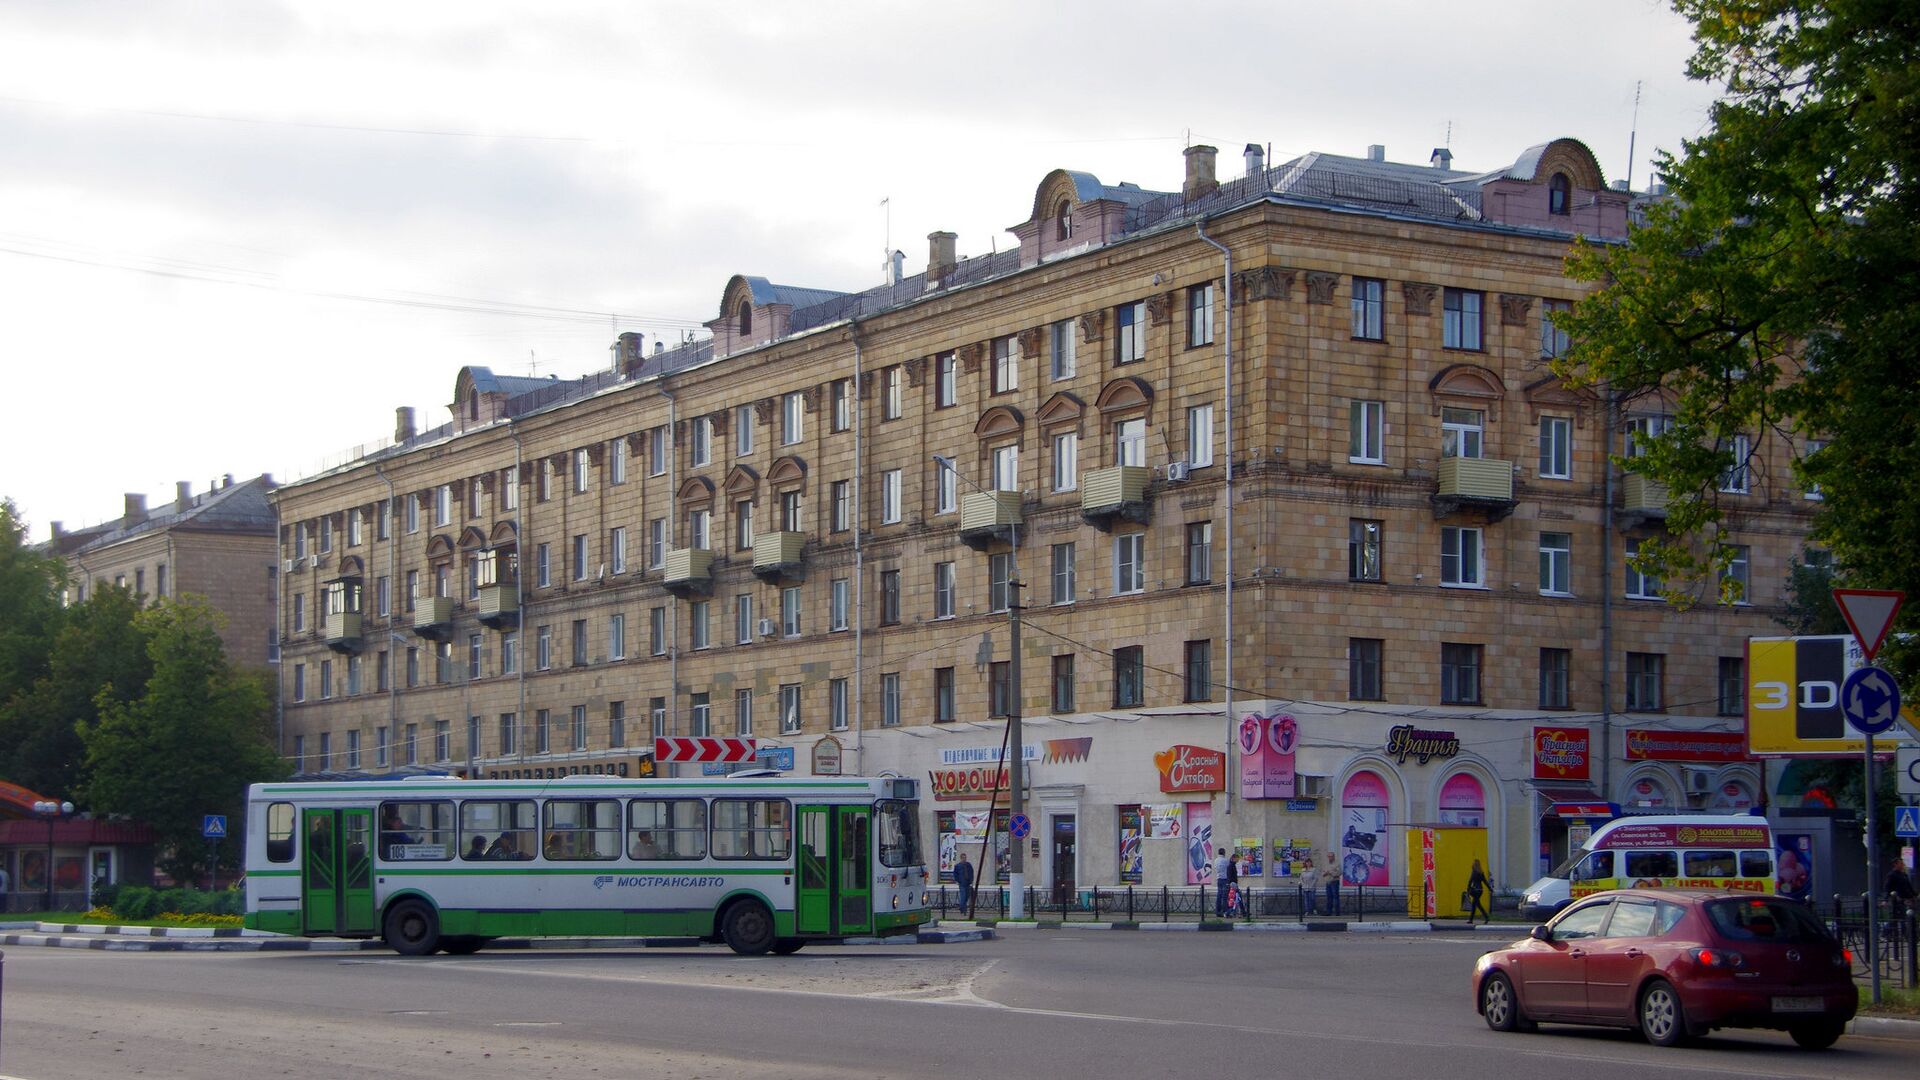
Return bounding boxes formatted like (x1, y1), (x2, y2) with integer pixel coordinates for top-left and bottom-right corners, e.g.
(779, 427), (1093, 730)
(0, 0), (1721, 537)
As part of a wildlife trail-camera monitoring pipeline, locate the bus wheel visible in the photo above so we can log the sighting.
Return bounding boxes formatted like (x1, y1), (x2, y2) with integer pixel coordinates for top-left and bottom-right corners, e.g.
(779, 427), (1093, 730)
(721, 900), (775, 956)
(384, 899), (441, 957)
(440, 936), (485, 956)
(770, 938), (805, 955)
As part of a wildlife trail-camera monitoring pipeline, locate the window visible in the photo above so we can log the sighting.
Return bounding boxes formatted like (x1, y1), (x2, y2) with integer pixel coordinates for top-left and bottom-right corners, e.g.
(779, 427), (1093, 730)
(736, 404), (755, 455)
(405, 495), (420, 533)
(648, 519), (666, 569)
(536, 625), (552, 670)
(1351, 277), (1384, 340)
(1349, 639), (1383, 700)
(688, 508), (711, 550)
(882, 367), (902, 421)
(1112, 646), (1144, 707)
(348, 509), (363, 547)
(1539, 416), (1572, 479)
(316, 733), (330, 769)
(571, 534), (588, 581)
(1626, 652), (1665, 711)
(1349, 519), (1382, 582)
(1185, 522), (1212, 585)
(292, 592), (305, 632)
(1443, 288), (1483, 350)
(610, 527), (627, 575)
(1626, 415), (1672, 459)
(934, 667), (955, 722)
(650, 698), (666, 740)
(734, 689), (753, 736)
(830, 480), (851, 532)
(933, 561), (955, 618)
(689, 601), (710, 649)
(1539, 532), (1571, 595)
(378, 499), (393, 539)
(434, 719), (450, 761)
(1441, 526), (1483, 587)
(502, 631), (518, 674)
(1719, 433), (1752, 493)
(1052, 432), (1078, 492)
(1540, 648), (1571, 709)
(1801, 438), (1826, 499)
(536, 543), (550, 588)
(292, 663), (306, 702)
(936, 352), (957, 408)
(468, 478), (483, 519)
(879, 569), (900, 625)
(881, 673), (901, 727)
(1541, 298), (1572, 358)
(781, 586), (802, 637)
(318, 516), (333, 554)
(881, 469), (901, 523)
(1348, 400), (1384, 463)
(1187, 404), (1214, 468)
(1115, 417), (1146, 467)
(319, 659), (333, 699)
(692, 416), (712, 466)
(538, 460), (554, 502)
(572, 448), (591, 493)
(630, 799), (706, 860)
(1116, 301), (1146, 363)
(936, 461), (958, 514)
(649, 426), (668, 476)
(1183, 640), (1212, 702)
(405, 648), (418, 688)
(710, 799), (791, 860)
(376, 576), (390, 617)
(571, 704), (588, 751)
(1441, 643), (1483, 704)
(1548, 172), (1571, 215)
(1050, 319), (1076, 380)
(533, 709), (551, 755)
(1717, 657), (1746, 717)
(991, 336), (1017, 394)
(988, 661), (1011, 717)
(735, 500), (754, 551)
(609, 438), (627, 485)
(780, 491), (803, 531)
(830, 578), (850, 631)
(830, 678), (849, 730)
(1441, 407), (1484, 459)
(782, 391), (804, 445)
(1722, 544), (1751, 603)
(1050, 543), (1076, 604)
(1187, 283), (1215, 347)
(540, 798), (619, 861)
(609, 613), (626, 660)
(690, 692), (710, 736)
(1051, 654), (1075, 713)
(1113, 533), (1145, 595)
(831, 378), (852, 432)
(735, 593), (755, 643)
(467, 634), (484, 679)
(376, 650), (389, 691)
(992, 444), (1019, 492)
(1625, 539), (1663, 599)
(988, 553), (1013, 613)
(780, 683), (802, 733)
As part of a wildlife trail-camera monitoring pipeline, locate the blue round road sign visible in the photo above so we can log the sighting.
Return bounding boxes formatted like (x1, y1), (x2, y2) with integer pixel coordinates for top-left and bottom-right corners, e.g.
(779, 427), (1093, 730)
(1841, 666), (1902, 736)
(1009, 814), (1032, 839)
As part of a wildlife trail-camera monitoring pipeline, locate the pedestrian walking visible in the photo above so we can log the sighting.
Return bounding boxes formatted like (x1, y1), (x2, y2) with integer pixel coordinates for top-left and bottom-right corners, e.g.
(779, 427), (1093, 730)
(1887, 862), (1917, 917)
(0, 862), (10, 914)
(1323, 850), (1342, 915)
(1213, 847), (1234, 917)
(1466, 858), (1492, 924)
(1298, 856), (1319, 915)
(953, 851), (976, 915)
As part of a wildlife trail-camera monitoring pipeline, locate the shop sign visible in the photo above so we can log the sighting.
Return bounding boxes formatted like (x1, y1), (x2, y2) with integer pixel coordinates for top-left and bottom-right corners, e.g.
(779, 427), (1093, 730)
(1155, 744), (1226, 793)
(938, 744), (1038, 766)
(1624, 729), (1750, 763)
(1238, 713), (1298, 799)
(929, 765), (1009, 801)
(1385, 725), (1460, 765)
(1147, 803), (1184, 838)
(1532, 726), (1591, 781)
(700, 745), (796, 775)
(811, 735), (843, 776)
(1594, 822), (1770, 849)
(1284, 799), (1318, 812)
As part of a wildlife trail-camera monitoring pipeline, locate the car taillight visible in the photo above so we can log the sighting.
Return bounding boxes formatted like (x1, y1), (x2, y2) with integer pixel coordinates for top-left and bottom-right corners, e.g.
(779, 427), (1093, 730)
(1837, 949), (1853, 967)
(1691, 947), (1744, 969)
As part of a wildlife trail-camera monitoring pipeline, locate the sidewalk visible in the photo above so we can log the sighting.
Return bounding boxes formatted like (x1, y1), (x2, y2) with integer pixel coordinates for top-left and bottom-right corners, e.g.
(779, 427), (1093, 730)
(0, 920), (990, 952)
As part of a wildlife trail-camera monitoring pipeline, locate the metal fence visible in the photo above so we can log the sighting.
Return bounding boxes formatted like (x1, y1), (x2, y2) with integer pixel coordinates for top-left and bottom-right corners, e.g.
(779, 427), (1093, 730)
(931, 884), (1420, 924)
(1818, 895), (1917, 990)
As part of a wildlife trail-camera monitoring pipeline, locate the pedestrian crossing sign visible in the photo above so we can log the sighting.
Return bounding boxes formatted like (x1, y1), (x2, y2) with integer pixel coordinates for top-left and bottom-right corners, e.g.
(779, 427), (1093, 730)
(1896, 805), (1920, 839)
(203, 815), (227, 839)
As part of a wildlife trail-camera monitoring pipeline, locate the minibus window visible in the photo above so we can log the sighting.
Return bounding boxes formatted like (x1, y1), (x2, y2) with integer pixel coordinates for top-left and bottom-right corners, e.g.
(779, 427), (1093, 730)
(1623, 850), (1678, 878)
(1738, 850), (1772, 878)
(1572, 851), (1614, 881)
(1683, 850), (1736, 877)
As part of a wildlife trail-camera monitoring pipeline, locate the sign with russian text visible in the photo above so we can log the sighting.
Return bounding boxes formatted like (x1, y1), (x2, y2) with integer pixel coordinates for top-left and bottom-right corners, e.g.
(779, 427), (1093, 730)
(1155, 744), (1226, 793)
(1532, 727), (1590, 781)
(1593, 822), (1770, 849)
(938, 744), (1039, 766)
(929, 765), (1009, 801)
(1238, 713), (1299, 799)
(1624, 729), (1750, 762)
(1385, 725), (1460, 765)
(810, 735), (842, 776)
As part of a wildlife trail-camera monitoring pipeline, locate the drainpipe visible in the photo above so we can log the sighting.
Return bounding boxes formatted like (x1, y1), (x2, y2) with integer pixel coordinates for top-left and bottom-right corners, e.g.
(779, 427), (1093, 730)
(509, 422), (528, 769)
(850, 318), (867, 775)
(1600, 391), (1617, 800)
(659, 384), (679, 775)
(1195, 220), (1235, 815)
(375, 464), (400, 768)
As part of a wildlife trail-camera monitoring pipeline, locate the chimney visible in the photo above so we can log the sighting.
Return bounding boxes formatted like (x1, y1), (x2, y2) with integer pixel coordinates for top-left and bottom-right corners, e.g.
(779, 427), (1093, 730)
(1611, 179), (1630, 192)
(1430, 147), (1452, 170)
(50, 521), (64, 540)
(222, 473), (234, 489)
(653, 339), (665, 355)
(1183, 144), (1219, 201)
(395, 406), (417, 442)
(886, 249), (906, 286)
(927, 231), (957, 288)
(175, 481), (193, 510)
(123, 493), (147, 523)
(1366, 144), (1386, 163)
(1649, 178), (1669, 198)
(615, 332), (643, 375)
(1244, 143), (1264, 181)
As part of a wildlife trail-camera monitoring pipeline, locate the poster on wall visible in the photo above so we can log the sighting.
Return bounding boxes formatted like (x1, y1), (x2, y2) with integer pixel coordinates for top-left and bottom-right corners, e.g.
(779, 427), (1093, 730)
(1186, 802), (1214, 885)
(1118, 806), (1144, 884)
(1238, 713), (1299, 799)
(940, 830), (958, 881)
(1437, 773), (1486, 827)
(1232, 837), (1264, 877)
(1776, 833), (1814, 902)
(1147, 803), (1184, 839)
(1340, 771), (1391, 886)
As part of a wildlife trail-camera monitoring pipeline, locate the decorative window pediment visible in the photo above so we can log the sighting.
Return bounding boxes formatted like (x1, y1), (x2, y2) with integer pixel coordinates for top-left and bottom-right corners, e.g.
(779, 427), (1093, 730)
(457, 526), (488, 551)
(1036, 391), (1085, 428)
(488, 521), (519, 546)
(424, 534), (455, 559)
(676, 476), (716, 505)
(1427, 364), (1506, 422)
(973, 405), (1025, 440)
(724, 465), (760, 498)
(1095, 377), (1154, 415)
(768, 456), (807, 489)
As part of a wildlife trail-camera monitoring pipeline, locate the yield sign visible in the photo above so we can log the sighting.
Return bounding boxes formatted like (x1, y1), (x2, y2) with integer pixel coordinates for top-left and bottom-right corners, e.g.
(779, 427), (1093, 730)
(654, 736), (757, 763)
(1833, 588), (1904, 662)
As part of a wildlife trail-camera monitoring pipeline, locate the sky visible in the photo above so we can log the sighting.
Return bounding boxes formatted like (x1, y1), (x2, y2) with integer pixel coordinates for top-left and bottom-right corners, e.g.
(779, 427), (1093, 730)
(0, 0), (1723, 537)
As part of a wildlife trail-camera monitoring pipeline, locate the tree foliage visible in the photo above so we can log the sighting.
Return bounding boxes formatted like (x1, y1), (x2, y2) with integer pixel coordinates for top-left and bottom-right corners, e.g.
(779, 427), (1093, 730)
(1554, 0), (1920, 683)
(0, 585), (151, 796)
(0, 500), (65, 707)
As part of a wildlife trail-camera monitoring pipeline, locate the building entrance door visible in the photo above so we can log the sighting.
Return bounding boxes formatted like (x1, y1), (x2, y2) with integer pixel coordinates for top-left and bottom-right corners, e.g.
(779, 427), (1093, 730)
(1050, 815), (1076, 905)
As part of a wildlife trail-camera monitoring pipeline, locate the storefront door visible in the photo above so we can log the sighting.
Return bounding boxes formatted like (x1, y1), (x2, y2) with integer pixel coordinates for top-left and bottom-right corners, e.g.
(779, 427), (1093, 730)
(301, 807), (375, 935)
(1050, 815), (1076, 904)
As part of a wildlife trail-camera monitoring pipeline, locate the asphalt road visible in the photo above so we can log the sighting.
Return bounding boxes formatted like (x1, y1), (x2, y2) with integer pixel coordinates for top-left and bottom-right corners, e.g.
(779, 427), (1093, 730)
(1, 931), (1914, 1079)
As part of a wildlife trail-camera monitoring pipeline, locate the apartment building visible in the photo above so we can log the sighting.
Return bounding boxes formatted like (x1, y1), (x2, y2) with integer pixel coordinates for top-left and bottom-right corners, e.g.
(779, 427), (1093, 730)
(272, 137), (1812, 894)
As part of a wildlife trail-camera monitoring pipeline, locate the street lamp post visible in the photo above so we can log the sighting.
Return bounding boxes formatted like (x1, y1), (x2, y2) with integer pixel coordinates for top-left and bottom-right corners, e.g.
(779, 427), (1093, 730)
(31, 799), (74, 913)
(934, 455), (1027, 920)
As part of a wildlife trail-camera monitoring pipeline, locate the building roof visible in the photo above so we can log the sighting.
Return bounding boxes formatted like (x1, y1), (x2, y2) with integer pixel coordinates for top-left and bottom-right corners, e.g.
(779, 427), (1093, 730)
(63, 474), (278, 556)
(465, 366), (559, 398)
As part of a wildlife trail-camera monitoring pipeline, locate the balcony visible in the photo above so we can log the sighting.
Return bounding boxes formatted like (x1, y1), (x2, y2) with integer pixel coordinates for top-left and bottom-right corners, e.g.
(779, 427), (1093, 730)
(958, 490), (1023, 551)
(1079, 465), (1151, 530)
(751, 531), (807, 581)
(412, 597), (453, 641)
(322, 611), (363, 654)
(662, 547), (714, 598)
(477, 582), (519, 629)
(1619, 472), (1669, 529)
(1430, 457), (1517, 522)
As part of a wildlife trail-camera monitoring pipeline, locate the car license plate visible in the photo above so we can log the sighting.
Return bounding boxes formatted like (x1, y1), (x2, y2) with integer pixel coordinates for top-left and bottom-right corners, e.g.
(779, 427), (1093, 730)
(1772, 996), (1824, 1013)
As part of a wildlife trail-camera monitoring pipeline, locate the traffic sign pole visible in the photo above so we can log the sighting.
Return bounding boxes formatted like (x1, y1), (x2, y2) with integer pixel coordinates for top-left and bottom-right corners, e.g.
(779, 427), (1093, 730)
(1867, 731), (1882, 1006)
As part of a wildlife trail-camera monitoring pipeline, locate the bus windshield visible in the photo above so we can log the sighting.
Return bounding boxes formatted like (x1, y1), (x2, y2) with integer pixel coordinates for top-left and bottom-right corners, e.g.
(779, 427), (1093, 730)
(876, 799), (920, 868)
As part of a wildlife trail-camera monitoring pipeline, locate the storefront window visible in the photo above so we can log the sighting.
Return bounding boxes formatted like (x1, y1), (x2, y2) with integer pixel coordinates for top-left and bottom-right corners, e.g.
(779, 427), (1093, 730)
(1185, 801), (1214, 885)
(1627, 774), (1674, 808)
(1117, 806), (1144, 884)
(1437, 772), (1485, 826)
(938, 808), (1008, 884)
(1339, 771), (1391, 886)
(1709, 779), (1756, 810)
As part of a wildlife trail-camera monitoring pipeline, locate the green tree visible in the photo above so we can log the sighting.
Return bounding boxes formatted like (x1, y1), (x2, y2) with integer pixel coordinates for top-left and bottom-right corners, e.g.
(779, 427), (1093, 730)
(1775, 556), (1847, 635)
(0, 499), (65, 707)
(0, 585), (151, 797)
(1554, 0), (1920, 682)
(79, 597), (286, 881)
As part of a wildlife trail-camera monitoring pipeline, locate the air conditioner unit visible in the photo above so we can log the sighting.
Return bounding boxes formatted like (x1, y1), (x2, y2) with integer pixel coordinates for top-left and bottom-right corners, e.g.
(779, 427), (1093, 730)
(307, 554), (319, 568)
(282, 559), (296, 573)
(758, 618), (775, 637)
(1165, 460), (1191, 483)
(1683, 767), (1713, 794)
(1296, 775), (1329, 798)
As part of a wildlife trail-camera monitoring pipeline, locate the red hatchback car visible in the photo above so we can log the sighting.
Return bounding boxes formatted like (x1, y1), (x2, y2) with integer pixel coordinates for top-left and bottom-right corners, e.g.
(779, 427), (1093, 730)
(1473, 888), (1858, 1049)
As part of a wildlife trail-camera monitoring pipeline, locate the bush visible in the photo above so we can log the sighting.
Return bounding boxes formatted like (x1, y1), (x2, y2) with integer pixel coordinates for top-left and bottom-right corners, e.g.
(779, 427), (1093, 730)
(105, 885), (242, 921)
(90, 882), (122, 912)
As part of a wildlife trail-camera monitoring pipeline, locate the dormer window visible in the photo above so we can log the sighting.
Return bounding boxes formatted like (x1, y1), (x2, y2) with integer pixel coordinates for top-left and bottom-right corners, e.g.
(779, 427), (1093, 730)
(1548, 173), (1571, 216)
(1055, 200), (1073, 242)
(738, 301), (752, 335)
(468, 394), (479, 422)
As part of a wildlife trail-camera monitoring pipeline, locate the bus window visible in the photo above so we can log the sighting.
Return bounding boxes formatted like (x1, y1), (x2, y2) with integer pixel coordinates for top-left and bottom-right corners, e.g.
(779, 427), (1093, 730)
(1624, 850), (1678, 878)
(266, 802), (296, 863)
(544, 800), (621, 860)
(1683, 850), (1736, 878)
(463, 799), (536, 860)
(1571, 850), (1614, 882)
(877, 800), (920, 868)
(1739, 849), (1773, 878)
(380, 801), (455, 861)
(712, 799), (792, 860)
(629, 799), (706, 859)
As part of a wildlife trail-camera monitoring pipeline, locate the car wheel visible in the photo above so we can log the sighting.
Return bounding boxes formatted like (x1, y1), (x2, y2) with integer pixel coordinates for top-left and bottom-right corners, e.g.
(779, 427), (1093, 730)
(384, 899), (441, 957)
(1788, 1020), (1843, 1050)
(1638, 979), (1689, 1047)
(1480, 972), (1533, 1033)
(721, 900), (775, 956)
(770, 938), (806, 955)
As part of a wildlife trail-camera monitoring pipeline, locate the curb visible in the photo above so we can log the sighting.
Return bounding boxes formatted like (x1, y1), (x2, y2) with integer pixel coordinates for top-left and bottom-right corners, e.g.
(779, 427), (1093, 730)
(1853, 1015), (1920, 1042)
(0, 923), (990, 953)
(939, 919), (1528, 933)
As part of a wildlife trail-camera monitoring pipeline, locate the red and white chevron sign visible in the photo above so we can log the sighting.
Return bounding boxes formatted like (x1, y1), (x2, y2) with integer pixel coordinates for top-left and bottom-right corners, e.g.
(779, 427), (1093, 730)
(653, 736), (758, 763)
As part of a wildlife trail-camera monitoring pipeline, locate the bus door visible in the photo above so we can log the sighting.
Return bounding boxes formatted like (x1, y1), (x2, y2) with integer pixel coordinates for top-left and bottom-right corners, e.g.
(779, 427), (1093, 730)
(834, 805), (872, 936)
(301, 807), (376, 935)
(794, 805), (873, 936)
(796, 806), (833, 935)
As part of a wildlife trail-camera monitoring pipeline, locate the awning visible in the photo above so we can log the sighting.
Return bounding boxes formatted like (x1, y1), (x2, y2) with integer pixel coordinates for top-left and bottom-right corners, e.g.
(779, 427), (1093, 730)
(1526, 783), (1617, 818)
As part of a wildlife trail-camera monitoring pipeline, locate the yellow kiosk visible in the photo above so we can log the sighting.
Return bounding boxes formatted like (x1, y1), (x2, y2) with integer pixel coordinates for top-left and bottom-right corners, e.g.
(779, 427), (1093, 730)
(1406, 825), (1489, 919)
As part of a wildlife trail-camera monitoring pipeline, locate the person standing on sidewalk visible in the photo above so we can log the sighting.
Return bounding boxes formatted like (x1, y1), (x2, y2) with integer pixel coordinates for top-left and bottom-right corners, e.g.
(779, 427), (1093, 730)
(1213, 847), (1235, 917)
(953, 851), (976, 915)
(1298, 854), (1319, 915)
(1323, 850), (1342, 915)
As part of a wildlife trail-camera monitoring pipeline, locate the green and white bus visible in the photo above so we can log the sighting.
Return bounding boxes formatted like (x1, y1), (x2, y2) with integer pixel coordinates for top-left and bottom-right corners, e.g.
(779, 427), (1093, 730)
(242, 774), (929, 955)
